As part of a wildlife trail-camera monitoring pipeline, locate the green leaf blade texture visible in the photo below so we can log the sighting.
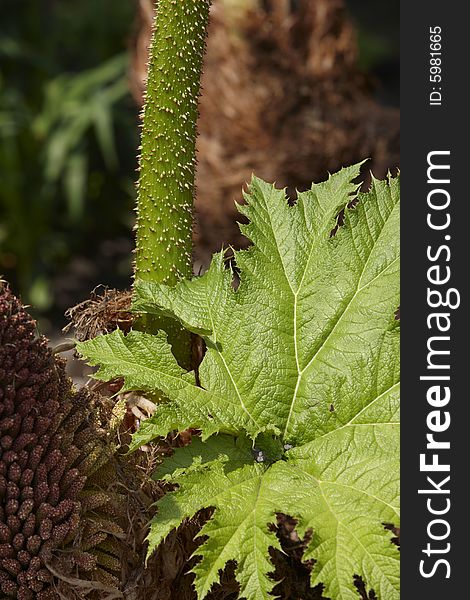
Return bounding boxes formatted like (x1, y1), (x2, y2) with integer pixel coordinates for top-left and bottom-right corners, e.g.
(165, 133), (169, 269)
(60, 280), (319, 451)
(78, 164), (400, 599)
(283, 420), (400, 599)
(148, 435), (281, 600)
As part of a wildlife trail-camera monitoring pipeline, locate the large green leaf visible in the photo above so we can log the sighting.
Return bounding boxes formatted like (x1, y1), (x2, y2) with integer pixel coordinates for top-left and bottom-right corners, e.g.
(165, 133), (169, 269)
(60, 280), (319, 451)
(78, 164), (400, 599)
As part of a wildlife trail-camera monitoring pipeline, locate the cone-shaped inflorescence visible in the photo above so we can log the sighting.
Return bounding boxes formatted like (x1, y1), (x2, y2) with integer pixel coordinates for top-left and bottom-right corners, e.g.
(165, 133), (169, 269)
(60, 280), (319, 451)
(0, 285), (118, 599)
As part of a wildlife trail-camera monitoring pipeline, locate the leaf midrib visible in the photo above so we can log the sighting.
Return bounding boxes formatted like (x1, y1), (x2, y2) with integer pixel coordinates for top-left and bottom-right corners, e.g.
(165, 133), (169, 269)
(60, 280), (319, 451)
(283, 200), (399, 439)
(205, 294), (263, 432)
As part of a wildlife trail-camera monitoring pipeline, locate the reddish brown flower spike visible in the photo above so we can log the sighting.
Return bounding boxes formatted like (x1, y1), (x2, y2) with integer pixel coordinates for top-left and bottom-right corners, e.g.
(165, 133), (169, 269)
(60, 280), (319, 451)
(0, 285), (117, 598)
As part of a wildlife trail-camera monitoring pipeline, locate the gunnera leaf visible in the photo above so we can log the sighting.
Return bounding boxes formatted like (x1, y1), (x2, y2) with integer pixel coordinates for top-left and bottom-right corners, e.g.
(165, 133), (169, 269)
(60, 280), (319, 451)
(78, 163), (400, 600)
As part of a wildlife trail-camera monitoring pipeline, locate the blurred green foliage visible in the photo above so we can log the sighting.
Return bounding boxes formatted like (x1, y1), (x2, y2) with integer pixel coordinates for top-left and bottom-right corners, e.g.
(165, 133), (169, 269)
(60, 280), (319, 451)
(346, 0), (399, 105)
(0, 0), (138, 314)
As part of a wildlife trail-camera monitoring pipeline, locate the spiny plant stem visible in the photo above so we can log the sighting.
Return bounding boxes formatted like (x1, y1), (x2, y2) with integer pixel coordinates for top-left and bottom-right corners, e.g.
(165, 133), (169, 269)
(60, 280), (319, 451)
(134, 0), (212, 366)
(135, 0), (211, 285)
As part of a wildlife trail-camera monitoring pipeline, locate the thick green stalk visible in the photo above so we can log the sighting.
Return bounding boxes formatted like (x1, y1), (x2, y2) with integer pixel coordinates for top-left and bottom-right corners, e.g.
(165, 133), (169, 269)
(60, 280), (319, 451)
(135, 0), (211, 285)
(134, 0), (211, 366)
